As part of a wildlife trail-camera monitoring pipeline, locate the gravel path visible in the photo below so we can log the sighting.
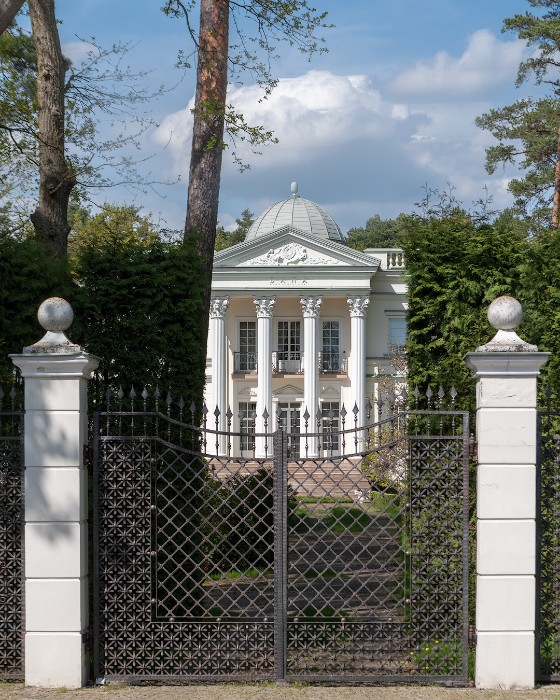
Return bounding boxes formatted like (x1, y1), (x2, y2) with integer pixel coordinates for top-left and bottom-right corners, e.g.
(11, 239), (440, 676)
(1, 683), (560, 700)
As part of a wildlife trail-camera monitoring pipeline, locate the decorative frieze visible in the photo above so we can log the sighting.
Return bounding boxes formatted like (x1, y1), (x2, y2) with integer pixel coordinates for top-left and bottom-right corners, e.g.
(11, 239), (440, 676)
(253, 296), (276, 318)
(242, 242), (340, 267)
(300, 296), (322, 318)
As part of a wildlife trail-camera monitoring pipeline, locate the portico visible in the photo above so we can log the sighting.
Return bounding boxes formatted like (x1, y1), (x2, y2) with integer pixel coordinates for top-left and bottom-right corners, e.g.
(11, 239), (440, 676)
(206, 183), (407, 457)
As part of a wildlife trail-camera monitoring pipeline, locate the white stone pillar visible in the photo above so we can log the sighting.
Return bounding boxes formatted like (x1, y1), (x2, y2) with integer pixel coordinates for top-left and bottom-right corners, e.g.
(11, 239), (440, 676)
(254, 296), (275, 457)
(210, 296), (229, 455)
(465, 296), (549, 690)
(300, 297), (322, 457)
(10, 298), (99, 688)
(347, 296), (370, 439)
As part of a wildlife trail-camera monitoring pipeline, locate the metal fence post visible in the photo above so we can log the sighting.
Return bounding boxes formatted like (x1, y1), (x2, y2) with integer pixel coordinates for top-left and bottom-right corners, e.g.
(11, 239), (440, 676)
(10, 298), (99, 688)
(273, 428), (288, 684)
(465, 296), (548, 689)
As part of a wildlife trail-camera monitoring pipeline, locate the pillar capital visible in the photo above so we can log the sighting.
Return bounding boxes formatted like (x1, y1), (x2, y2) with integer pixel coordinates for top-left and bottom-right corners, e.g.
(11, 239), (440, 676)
(347, 295), (370, 318)
(209, 296), (229, 319)
(300, 296), (322, 318)
(253, 296), (276, 318)
(465, 352), (550, 379)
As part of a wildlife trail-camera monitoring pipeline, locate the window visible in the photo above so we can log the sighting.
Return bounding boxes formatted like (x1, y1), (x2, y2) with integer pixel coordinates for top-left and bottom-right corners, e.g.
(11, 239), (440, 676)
(277, 321), (301, 358)
(388, 317), (407, 351)
(238, 401), (256, 451)
(276, 321), (301, 372)
(237, 321), (257, 372)
(322, 321), (340, 372)
(321, 401), (340, 452)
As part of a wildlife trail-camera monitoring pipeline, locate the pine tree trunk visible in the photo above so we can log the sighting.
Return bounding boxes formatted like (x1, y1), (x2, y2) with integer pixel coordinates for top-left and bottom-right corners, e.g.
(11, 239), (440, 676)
(185, 0), (229, 313)
(0, 0), (25, 34)
(553, 125), (560, 230)
(28, 0), (75, 259)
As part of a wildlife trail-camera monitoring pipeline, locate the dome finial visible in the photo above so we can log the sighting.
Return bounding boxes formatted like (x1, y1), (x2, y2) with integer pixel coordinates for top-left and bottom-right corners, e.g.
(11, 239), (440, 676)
(291, 181), (298, 196)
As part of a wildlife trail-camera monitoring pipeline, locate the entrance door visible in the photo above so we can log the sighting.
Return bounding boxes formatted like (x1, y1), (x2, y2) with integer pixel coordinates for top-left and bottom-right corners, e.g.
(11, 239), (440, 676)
(277, 402), (300, 457)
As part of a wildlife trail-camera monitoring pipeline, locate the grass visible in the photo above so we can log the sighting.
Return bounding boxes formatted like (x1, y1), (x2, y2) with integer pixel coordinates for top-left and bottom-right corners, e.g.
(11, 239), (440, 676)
(405, 639), (471, 677)
(303, 567), (339, 579)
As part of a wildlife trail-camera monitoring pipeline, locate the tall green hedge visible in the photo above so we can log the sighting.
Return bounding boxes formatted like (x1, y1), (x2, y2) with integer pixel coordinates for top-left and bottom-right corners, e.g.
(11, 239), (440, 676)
(399, 209), (529, 413)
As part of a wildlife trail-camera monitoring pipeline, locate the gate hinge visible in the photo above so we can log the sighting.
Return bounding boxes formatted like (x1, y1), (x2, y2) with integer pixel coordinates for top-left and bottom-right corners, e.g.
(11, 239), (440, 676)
(82, 625), (93, 653)
(83, 443), (93, 469)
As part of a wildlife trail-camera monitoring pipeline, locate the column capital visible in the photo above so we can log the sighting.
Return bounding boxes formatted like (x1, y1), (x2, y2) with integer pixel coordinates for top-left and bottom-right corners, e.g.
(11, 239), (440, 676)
(347, 295), (370, 318)
(300, 296), (322, 318)
(210, 296), (230, 319)
(254, 296), (276, 318)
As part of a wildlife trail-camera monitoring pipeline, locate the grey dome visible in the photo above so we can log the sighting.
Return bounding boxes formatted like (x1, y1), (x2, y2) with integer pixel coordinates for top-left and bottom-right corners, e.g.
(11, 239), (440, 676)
(245, 183), (343, 242)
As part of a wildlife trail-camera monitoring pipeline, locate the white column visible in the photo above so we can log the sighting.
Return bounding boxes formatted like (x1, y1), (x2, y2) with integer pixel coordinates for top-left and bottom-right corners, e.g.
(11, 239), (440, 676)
(347, 295), (370, 438)
(210, 296), (229, 455)
(254, 296), (275, 457)
(465, 296), (549, 690)
(300, 297), (322, 457)
(10, 298), (99, 688)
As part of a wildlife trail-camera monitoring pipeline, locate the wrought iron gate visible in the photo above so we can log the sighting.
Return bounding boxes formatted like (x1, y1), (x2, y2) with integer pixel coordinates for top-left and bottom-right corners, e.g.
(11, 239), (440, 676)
(537, 405), (560, 681)
(92, 390), (469, 684)
(0, 387), (24, 680)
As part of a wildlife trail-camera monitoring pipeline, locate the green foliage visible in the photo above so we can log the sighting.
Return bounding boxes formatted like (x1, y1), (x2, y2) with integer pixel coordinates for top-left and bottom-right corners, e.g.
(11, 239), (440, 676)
(400, 208), (529, 411)
(201, 468), (295, 573)
(214, 208), (254, 250)
(518, 229), (560, 397)
(72, 234), (206, 403)
(0, 234), (71, 383)
(346, 214), (405, 251)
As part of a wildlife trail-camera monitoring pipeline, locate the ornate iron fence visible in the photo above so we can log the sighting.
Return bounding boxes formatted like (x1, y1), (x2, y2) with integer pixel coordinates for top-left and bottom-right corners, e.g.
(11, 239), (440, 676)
(537, 401), (560, 681)
(92, 388), (469, 684)
(0, 385), (24, 680)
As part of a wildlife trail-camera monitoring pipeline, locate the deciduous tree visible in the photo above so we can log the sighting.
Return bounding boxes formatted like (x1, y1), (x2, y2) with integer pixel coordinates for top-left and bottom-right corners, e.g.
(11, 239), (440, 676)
(163, 0), (330, 368)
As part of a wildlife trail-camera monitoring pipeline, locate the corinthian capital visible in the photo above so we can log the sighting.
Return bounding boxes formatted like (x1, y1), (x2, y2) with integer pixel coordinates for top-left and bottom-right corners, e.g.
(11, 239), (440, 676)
(347, 295), (370, 318)
(300, 296), (322, 318)
(253, 296), (276, 318)
(210, 296), (229, 319)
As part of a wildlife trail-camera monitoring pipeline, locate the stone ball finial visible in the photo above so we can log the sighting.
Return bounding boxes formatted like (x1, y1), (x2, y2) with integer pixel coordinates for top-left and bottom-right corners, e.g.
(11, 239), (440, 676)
(487, 296), (523, 331)
(291, 181), (298, 196)
(37, 297), (74, 332)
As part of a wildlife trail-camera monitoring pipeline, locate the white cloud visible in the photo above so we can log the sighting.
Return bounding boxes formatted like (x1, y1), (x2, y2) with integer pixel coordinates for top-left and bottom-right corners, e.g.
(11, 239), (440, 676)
(152, 49), (523, 233)
(62, 41), (94, 64)
(390, 30), (525, 101)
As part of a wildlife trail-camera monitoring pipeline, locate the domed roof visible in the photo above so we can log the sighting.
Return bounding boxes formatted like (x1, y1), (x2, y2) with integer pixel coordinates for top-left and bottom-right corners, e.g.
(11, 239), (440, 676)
(245, 183), (344, 243)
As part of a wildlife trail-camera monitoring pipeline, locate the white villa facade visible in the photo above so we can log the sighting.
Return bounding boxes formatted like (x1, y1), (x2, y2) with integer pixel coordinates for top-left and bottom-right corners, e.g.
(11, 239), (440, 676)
(206, 183), (407, 457)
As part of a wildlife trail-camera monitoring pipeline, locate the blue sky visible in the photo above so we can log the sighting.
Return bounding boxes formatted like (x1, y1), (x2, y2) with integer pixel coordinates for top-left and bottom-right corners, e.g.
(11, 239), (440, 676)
(52, 0), (538, 233)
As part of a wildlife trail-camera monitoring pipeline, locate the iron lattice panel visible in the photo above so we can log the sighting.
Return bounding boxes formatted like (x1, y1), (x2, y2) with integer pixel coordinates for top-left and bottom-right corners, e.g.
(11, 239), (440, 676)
(285, 413), (469, 682)
(93, 405), (469, 684)
(94, 432), (276, 680)
(537, 416), (560, 681)
(0, 413), (24, 680)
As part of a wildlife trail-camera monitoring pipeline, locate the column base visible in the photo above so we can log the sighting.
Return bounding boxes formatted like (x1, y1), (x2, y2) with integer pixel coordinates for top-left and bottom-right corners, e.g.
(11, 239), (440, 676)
(475, 631), (534, 689)
(26, 632), (87, 688)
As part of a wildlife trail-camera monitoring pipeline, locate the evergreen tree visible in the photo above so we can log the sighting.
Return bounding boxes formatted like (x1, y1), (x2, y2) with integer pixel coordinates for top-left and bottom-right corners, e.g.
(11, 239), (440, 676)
(476, 1), (560, 227)
(399, 208), (529, 411)
(346, 214), (404, 251)
(214, 208), (254, 250)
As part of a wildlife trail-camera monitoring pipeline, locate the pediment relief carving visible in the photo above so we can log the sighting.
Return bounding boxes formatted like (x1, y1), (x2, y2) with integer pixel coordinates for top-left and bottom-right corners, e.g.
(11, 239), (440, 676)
(240, 242), (341, 267)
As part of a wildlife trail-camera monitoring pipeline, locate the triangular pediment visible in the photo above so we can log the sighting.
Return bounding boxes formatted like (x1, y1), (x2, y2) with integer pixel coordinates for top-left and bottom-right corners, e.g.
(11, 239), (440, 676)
(214, 226), (380, 270)
(273, 384), (304, 397)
